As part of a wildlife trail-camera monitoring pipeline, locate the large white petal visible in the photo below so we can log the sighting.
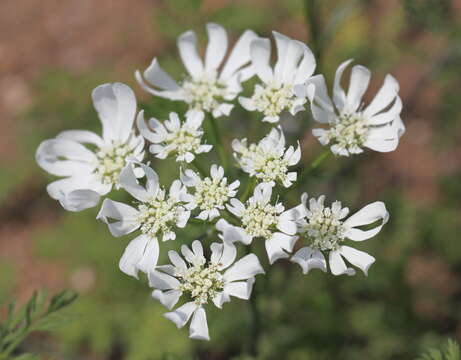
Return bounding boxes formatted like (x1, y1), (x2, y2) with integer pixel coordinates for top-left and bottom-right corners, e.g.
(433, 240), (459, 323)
(118, 164), (149, 202)
(164, 301), (197, 329)
(290, 246), (327, 274)
(58, 189), (101, 212)
(220, 30), (258, 81)
(250, 38), (273, 84)
(273, 32), (304, 84)
(97, 199), (140, 237)
(139, 58), (181, 91)
(363, 74), (399, 117)
(189, 306), (210, 341)
(177, 30), (204, 79)
(223, 254), (264, 282)
(118, 235), (157, 278)
(210, 241), (237, 270)
(36, 139), (96, 177)
(265, 233), (298, 264)
(205, 23), (228, 72)
(136, 237), (160, 274)
(92, 83), (137, 143)
(339, 245), (375, 275)
(333, 59), (353, 110)
(57, 130), (103, 147)
(344, 201), (389, 241)
(223, 279), (254, 300)
(152, 289), (182, 310)
(345, 65), (371, 113)
(294, 47), (316, 84)
(148, 268), (181, 290)
(329, 250), (355, 276)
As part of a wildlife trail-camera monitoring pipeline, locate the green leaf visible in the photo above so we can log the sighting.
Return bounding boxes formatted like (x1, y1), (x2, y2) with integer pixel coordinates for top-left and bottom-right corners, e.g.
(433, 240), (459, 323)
(417, 339), (461, 360)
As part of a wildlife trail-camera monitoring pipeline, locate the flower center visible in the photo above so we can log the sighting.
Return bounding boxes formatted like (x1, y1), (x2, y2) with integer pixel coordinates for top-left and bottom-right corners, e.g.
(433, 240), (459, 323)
(327, 112), (369, 153)
(251, 82), (295, 117)
(166, 128), (202, 156)
(177, 262), (224, 305)
(194, 177), (230, 211)
(241, 202), (279, 238)
(236, 144), (289, 184)
(182, 71), (228, 113)
(302, 206), (348, 251)
(137, 193), (184, 238)
(94, 142), (133, 185)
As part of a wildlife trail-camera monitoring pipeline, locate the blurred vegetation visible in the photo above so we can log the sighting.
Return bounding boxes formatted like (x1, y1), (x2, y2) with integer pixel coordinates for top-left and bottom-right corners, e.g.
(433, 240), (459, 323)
(0, 0), (460, 359)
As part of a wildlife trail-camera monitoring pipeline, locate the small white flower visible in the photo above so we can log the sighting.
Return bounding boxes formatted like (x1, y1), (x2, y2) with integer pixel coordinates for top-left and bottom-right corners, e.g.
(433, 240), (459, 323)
(239, 31), (316, 123)
(35, 83), (144, 212)
(222, 183), (305, 264)
(137, 110), (212, 163)
(136, 23), (259, 118)
(149, 240), (264, 341)
(232, 127), (300, 187)
(97, 163), (190, 278)
(180, 164), (240, 221)
(308, 59), (405, 156)
(291, 194), (389, 276)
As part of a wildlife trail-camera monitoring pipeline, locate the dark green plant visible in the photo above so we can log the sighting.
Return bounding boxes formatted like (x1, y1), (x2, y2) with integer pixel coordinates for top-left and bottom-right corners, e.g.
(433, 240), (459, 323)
(0, 290), (78, 360)
(418, 340), (461, 360)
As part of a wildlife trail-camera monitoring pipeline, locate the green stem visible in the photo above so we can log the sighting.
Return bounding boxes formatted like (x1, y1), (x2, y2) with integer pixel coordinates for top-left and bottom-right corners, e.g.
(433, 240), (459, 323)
(240, 177), (257, 202)
(206, 114), (229, 172)
(245, 244), (261, 357)
(305, 0), (323, 73)
(191, 159), (207, 177)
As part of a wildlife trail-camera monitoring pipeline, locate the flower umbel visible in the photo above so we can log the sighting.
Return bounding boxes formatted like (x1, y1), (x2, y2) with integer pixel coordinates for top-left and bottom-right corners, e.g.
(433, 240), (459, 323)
(291, 194), (389, 276)
(233, 127), (300, 187)
(137, 110), (212, 163)
(181, 165), (239, 220)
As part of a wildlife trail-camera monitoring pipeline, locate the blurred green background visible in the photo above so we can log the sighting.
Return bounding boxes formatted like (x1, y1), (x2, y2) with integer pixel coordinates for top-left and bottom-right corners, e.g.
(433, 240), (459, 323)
(1, 0), (461, 359)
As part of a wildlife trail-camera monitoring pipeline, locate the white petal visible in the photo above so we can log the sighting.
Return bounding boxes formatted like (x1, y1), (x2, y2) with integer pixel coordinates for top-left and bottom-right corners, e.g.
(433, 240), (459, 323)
(339, 245), (375, 275)
(294, 47), (316, 84)
(58, 189), (101, 212)
(223, 254), (264, 282)
(118, 164), (149, 202)
(205, 23), (228, 72)
(210, 241), (237, 270)
(329, 250), (355, 276)
(290, 246), (327, 274)
(189, 306), (210, 341)
(363, 74), (399, 117)
(139, 58), (181, 92)
(273, 32), (305, 84)
(333, 59), (353, 110)
(345, 65), (371, 112)
(36, 139), (96, 177)
(344, 201), (389, 241)
(97, 199), (140, 237)
(152, 289), (182, 310)
(92, 83), (137, 143)
(136, 237), (160, 274)
(177, 30), (204, 79)
(57, 130), (103, 147)
(164, 301), (197, 329)
(223, 279), (254, 300)
(220, 30), (258, 81)
(148, 268), (181, 290)
(118, 235), (155, 278)
(168, 250), (187, 271)
(250, 38), (273, 84)
(265, 233), (298, 264)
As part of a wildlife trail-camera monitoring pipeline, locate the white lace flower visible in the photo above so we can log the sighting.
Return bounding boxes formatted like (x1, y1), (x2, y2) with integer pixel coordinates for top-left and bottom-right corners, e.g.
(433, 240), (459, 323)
(180, 164), (240, 221)
(222, 183), (305, 264)
(291, 194), (389, 276)
(239, 31), (316, 123)
(35, 83), (144, 212)
(136, 23), (259, 118)
(232, 127), (300, 187)
(97, 163), (190, 278)
(148, 240), (264, 341)
(308, 59), (405, 156)
(137, 110), (212, 163)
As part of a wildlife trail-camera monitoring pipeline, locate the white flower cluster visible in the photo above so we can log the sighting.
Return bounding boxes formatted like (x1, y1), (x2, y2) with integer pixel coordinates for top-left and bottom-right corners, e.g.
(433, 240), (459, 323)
(35, 22), (403, 341)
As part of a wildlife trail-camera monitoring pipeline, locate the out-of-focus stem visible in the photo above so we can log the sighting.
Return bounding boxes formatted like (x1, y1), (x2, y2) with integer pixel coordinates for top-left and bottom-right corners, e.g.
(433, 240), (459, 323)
(240, 176), (256, 202)
(305, 0), (323, 73)
(246, 244), (261, 357)
(191, 159), (207, 177)
(206, 114), (229, 172)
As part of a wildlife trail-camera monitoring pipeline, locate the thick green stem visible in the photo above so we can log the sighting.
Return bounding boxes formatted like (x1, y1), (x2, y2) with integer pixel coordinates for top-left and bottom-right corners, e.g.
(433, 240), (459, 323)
(206, 114), (229, 172)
